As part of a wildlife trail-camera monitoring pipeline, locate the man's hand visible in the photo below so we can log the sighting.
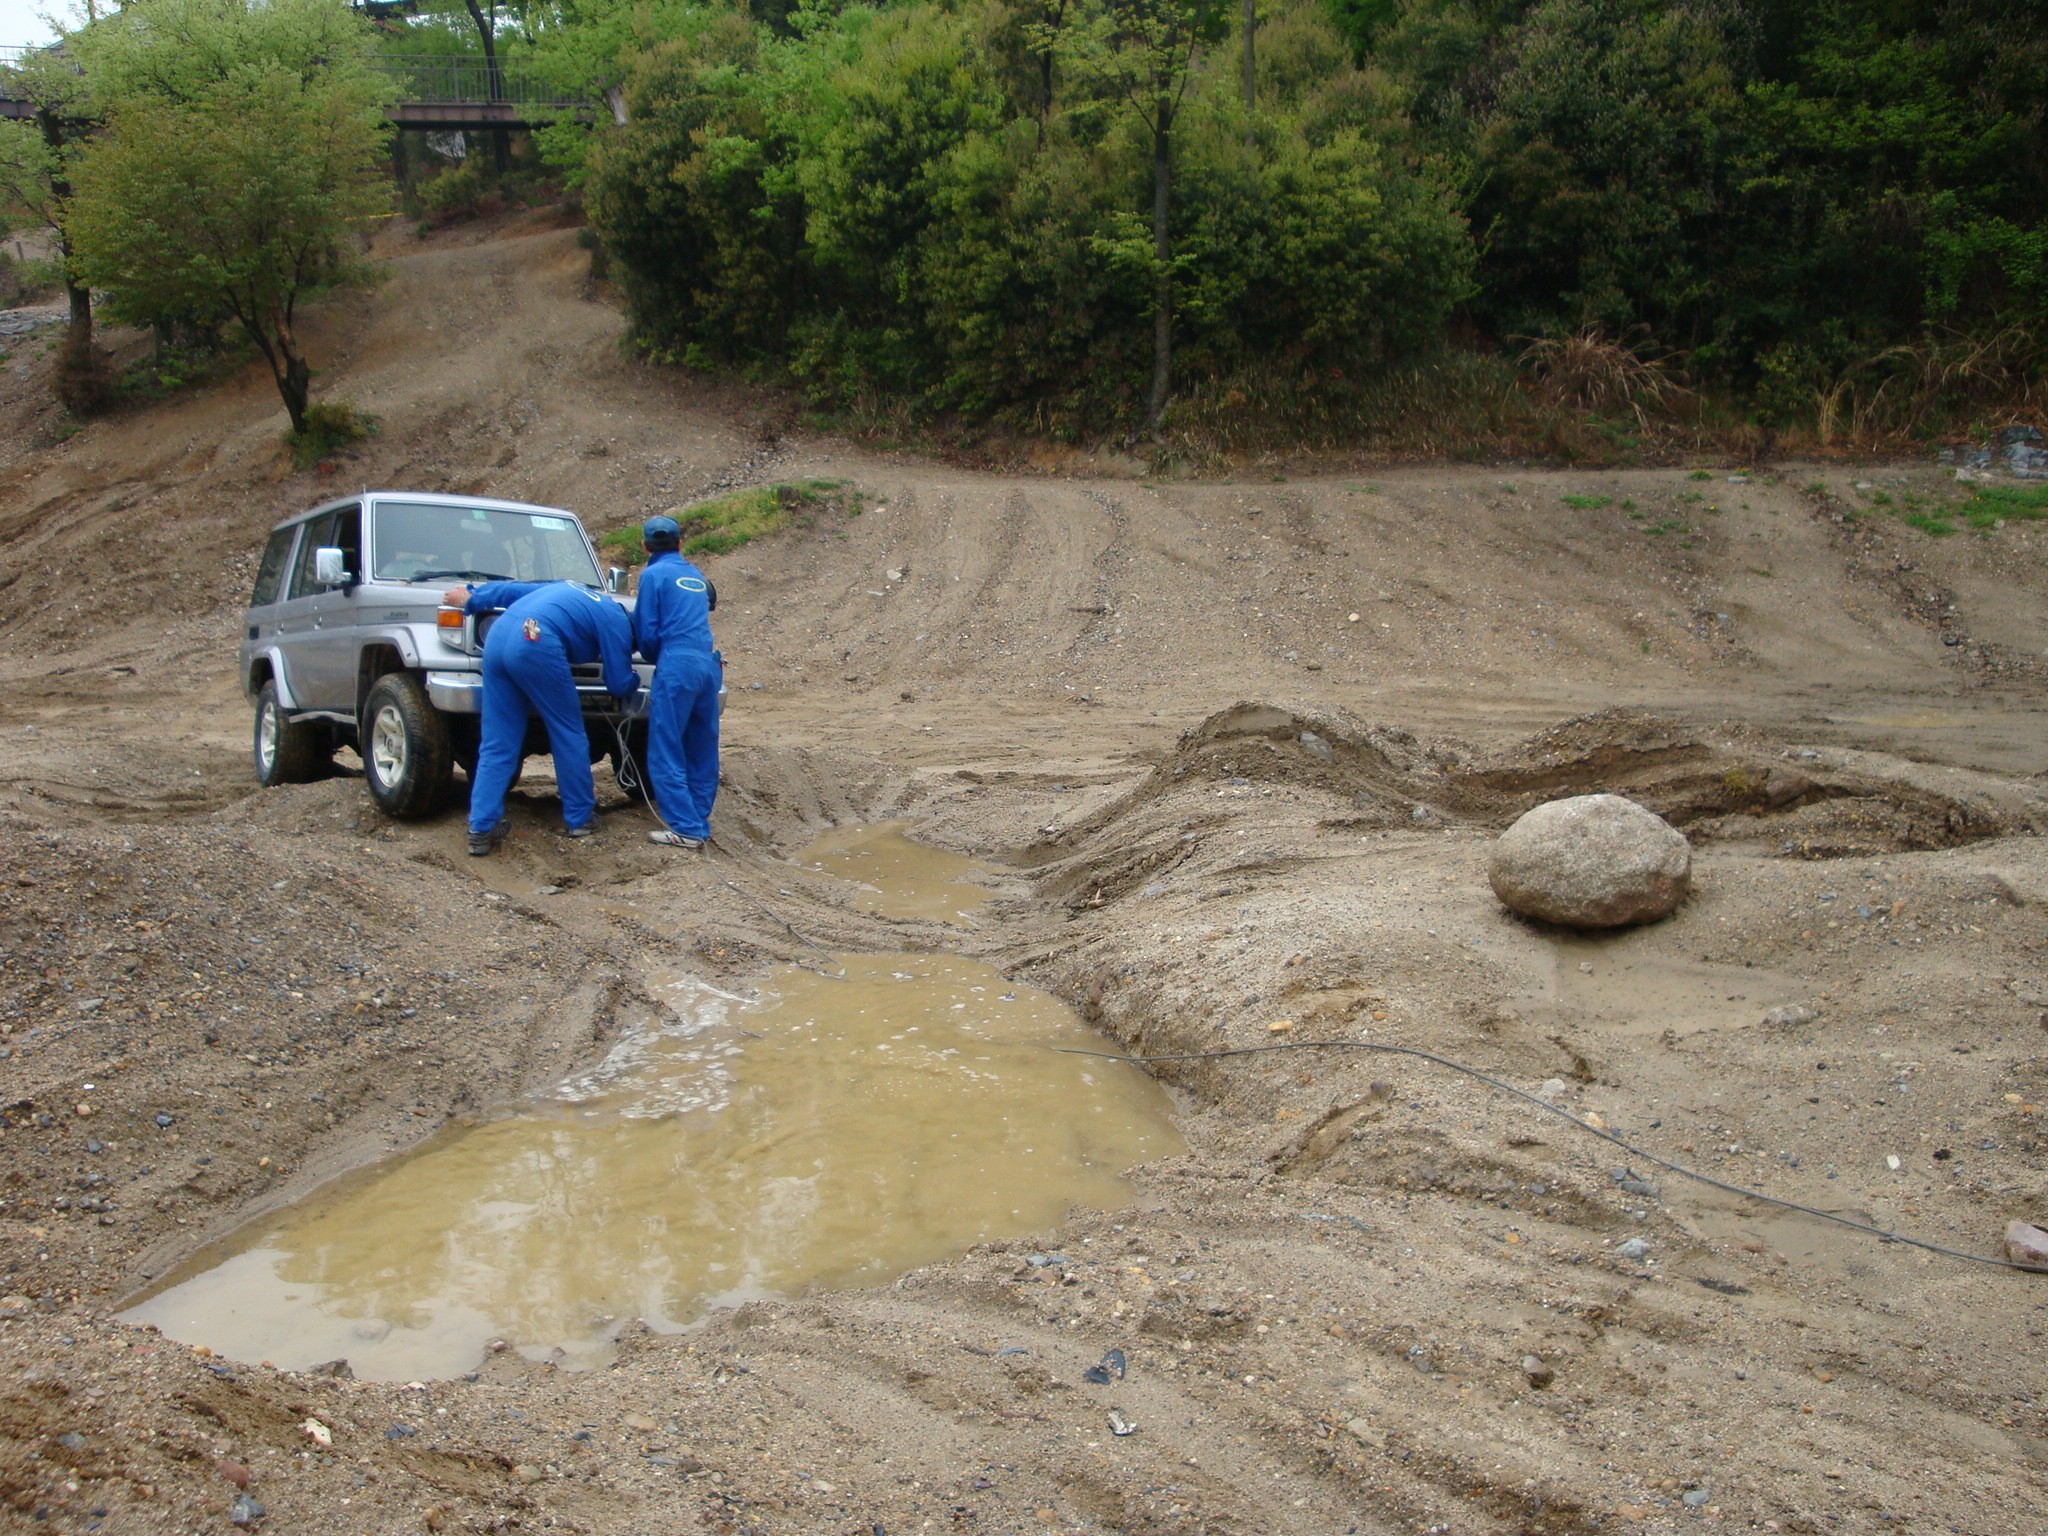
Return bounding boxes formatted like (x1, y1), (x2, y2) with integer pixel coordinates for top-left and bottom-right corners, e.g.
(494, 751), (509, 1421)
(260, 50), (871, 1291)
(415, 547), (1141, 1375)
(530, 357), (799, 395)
(612, 684), (643, 714)
(441, 585), (472, 609)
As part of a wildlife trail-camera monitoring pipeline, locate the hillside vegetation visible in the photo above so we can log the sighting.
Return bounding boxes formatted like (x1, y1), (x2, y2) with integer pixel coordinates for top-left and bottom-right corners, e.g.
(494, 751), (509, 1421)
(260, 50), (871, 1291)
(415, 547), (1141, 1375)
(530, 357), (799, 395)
(552, 0), (2048, 447)
(5, 0), (2044, 455)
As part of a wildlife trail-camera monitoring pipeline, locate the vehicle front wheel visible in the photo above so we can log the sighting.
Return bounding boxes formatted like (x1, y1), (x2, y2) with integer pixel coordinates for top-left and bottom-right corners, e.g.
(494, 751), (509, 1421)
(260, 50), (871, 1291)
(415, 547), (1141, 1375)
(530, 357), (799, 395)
(361, 673), (455, 819)
(253, 681), (330, 786)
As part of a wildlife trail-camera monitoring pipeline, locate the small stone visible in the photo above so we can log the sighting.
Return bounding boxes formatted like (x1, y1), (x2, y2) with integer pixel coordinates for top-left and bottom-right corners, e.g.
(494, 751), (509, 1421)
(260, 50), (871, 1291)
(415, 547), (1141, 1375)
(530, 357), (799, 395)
(1348, 613), (1361, 623)
(513, 1464), (545, 1483)
(300, 1418), (332, 1447)
(1617, 1237), (1650, 1260)
(622, 1413), (657, 1432)
(1298, 731), (1333, 761)
(217, 1458), (251, 1489)
(153, 1113), (174, 1128)
(56, 1432), (86, 1451)
(1344, 1417), (1386, 1447)
(1683, 1488), (1710, 1509)
(2005, 1220), (2048, 1267)
(228, 1494), (265, 1526)
(1266, 1020), (1294, 1033)
(1522, 1355), (1554, 1388)
(308, 1359), (353, 1379)
(1762, 1004), (1817, 1028)
(1534, 1078), (1570, 1104)
(1489, 794), (1690, 928)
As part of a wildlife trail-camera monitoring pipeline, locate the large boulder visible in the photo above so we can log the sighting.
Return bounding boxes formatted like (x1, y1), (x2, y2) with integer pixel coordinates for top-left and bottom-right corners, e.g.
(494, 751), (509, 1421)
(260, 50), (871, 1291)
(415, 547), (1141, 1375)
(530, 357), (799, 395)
(1489, 793), (1691, 928)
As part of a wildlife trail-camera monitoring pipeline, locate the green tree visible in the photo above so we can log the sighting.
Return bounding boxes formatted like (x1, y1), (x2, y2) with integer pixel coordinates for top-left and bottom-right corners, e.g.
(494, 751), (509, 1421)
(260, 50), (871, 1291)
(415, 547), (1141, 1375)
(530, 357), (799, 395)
(0, 46), (103, 403)
(63, 0), (390, 435)
(1048, 0), (1231, 435)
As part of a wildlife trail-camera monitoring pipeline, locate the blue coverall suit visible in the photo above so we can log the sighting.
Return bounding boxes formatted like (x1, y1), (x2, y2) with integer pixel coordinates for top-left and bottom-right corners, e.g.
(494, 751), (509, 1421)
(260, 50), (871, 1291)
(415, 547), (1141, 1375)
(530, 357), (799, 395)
(465, 581), (637, 837)
(632, 552), (721, 841)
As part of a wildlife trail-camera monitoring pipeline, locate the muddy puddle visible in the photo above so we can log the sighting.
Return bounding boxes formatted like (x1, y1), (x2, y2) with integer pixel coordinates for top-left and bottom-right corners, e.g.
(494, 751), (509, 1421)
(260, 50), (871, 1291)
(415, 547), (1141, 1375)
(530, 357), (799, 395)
(796, 819), (994, 921)
(124, 830), (1179, 1381)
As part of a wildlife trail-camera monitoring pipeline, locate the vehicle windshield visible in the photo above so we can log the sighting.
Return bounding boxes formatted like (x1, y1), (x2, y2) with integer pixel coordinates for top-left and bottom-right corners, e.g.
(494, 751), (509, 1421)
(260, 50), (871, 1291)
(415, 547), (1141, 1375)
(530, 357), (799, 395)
(369, 501), (601, 585)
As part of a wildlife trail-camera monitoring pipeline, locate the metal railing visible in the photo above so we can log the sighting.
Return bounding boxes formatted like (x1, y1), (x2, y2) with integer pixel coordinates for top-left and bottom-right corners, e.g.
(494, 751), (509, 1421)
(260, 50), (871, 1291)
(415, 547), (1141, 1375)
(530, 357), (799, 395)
(372, 53), (581, 108)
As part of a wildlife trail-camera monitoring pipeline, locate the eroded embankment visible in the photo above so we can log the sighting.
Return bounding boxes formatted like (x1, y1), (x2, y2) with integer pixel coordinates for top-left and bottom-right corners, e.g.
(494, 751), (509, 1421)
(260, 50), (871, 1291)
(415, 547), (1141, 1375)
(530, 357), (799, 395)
(6, 708), (2048, 1536)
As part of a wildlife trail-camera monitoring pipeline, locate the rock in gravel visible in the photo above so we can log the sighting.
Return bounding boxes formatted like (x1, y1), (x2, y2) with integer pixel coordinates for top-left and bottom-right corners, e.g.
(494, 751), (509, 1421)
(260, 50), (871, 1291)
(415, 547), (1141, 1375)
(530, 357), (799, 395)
(2006, 1221), (2048, 1267)
(1683, 1488), (1711, 1509)
(1488, 794), (1690, 928)
(228, 1495), (266, 1526)
(216, 1458), (251, 1488)
(1522, 1355), (1555, 1388)
(1616, 1237), (1651, 1260)
(1762, 1004), (1817, 1028)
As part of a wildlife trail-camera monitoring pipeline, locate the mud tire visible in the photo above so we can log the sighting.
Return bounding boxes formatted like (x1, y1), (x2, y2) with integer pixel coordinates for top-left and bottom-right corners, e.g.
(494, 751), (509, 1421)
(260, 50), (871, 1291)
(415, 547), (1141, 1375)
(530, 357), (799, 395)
(253, 681), (329, 786)
(361, 672), (455, 819)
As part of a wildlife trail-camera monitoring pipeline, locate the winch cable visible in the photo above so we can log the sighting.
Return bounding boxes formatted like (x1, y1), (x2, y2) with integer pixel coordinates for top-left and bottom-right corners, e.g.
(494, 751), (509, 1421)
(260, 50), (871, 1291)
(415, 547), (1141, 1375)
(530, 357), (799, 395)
(1053, 1037), (2047, 1276)
(606, 715), (847, 980)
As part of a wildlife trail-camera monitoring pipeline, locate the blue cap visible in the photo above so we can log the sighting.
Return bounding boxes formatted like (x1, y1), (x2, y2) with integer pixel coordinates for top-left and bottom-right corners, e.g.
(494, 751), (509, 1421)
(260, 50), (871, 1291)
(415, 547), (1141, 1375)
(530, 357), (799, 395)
(642, 515), (681, 542)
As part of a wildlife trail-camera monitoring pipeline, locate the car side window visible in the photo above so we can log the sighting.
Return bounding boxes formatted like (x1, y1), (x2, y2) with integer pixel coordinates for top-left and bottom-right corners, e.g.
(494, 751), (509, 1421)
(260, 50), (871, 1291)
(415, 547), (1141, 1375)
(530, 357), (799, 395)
(284, 506), (360, 599)
(285, 514), (332, 599)
(252, 526), (296, 607)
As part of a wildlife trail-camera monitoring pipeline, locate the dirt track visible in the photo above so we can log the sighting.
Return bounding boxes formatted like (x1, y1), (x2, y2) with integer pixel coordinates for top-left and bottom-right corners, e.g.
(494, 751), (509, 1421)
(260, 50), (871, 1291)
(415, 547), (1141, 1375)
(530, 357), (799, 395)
(3, 220), (2048, 1536)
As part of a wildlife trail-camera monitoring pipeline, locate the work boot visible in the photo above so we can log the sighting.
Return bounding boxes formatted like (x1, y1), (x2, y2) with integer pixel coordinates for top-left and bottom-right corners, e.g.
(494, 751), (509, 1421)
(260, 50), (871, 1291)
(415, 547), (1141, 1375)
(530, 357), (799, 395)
(467, 820), (508, 857)
(565, 820), (600, 839)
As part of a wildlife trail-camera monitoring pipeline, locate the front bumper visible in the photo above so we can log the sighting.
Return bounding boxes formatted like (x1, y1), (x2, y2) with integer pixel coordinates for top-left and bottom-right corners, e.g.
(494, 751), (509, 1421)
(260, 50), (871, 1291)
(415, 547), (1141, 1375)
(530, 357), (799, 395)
(423, 667), (658, 715)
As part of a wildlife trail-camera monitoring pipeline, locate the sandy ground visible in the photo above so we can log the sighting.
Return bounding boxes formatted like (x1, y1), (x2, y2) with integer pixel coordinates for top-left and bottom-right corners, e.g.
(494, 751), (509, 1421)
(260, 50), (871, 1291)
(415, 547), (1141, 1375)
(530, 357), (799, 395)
(2, 216), (2047, 1536)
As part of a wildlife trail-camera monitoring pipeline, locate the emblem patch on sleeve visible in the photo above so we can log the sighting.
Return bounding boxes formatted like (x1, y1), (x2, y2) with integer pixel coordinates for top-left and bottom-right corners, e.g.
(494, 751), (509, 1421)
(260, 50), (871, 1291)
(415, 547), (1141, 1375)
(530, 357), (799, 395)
(522, 618), (541, 641)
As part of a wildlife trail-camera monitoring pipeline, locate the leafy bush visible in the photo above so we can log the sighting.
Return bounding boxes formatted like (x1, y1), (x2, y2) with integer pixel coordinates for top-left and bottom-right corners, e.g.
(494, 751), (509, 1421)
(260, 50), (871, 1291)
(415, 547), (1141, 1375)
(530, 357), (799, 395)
(286, 400), (377, 469)
(414, 158), (502, 221)
(586, 0), (1472, 433)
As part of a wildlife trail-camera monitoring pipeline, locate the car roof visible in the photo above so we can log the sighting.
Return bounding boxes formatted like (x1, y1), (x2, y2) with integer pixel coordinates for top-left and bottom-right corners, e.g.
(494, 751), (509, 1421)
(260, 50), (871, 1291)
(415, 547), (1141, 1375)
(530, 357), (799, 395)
(266, 491), (583, 534)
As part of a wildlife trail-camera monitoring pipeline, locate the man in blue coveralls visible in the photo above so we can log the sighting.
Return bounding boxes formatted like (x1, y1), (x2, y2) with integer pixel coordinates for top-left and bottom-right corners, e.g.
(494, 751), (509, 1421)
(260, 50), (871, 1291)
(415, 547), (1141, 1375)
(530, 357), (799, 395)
(450, 579), (639, 857)
(632, 515), (722, 850)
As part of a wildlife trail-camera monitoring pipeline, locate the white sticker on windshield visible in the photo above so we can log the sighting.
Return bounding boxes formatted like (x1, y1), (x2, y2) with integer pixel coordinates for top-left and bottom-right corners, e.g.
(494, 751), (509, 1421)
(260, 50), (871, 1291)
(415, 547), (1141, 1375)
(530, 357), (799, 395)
(530, 516), (570, 531)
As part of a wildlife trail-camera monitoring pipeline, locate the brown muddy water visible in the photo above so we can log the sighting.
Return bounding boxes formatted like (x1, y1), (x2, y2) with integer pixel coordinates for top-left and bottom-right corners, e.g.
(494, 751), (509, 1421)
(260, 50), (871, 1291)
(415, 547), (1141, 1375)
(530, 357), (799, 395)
(122, 830), (1180, 1380)
(797, 819), (995, 921)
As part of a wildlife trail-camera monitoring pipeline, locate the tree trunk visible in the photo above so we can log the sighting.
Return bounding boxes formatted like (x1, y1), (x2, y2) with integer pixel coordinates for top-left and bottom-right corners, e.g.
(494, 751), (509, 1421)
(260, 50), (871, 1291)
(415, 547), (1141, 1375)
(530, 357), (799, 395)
(35, 109), (92, 349)
(259, 303), (312, 435)
(275, 348), (311, 437)
(463, 0), (511, 175)
(1241, 0), (1256, 145)
(1143, 90), (1173, 438)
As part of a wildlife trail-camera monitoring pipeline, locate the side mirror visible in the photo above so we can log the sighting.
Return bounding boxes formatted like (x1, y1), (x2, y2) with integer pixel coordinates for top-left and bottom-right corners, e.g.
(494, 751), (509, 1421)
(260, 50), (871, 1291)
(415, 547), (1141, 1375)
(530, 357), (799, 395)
(314, 547), (353, 588)
(606, 565), (625, 593)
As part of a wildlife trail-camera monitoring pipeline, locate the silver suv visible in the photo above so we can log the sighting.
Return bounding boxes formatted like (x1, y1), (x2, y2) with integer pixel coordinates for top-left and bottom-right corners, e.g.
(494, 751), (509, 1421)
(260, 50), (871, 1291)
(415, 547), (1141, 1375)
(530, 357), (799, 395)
(240, 491), (654, 818)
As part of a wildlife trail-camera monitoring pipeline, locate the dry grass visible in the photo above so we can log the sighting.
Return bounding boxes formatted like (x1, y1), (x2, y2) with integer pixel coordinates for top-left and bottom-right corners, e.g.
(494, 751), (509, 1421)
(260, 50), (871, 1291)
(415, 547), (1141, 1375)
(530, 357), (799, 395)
(1515, 327), (1694, 427)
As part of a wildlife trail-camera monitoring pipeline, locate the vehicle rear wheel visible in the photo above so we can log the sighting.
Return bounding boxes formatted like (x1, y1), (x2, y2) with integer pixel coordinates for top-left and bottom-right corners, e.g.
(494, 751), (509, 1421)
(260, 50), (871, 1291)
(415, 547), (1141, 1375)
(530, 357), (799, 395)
(253, 681), (329, 786)
(610, 719), (650, 803)
(361, 673), (455, 819)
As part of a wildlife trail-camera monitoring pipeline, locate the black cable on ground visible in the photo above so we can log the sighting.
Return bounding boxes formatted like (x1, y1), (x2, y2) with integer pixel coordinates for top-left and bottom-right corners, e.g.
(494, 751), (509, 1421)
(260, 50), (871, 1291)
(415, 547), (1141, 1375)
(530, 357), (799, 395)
(1054, 1038), (2048, 1276)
